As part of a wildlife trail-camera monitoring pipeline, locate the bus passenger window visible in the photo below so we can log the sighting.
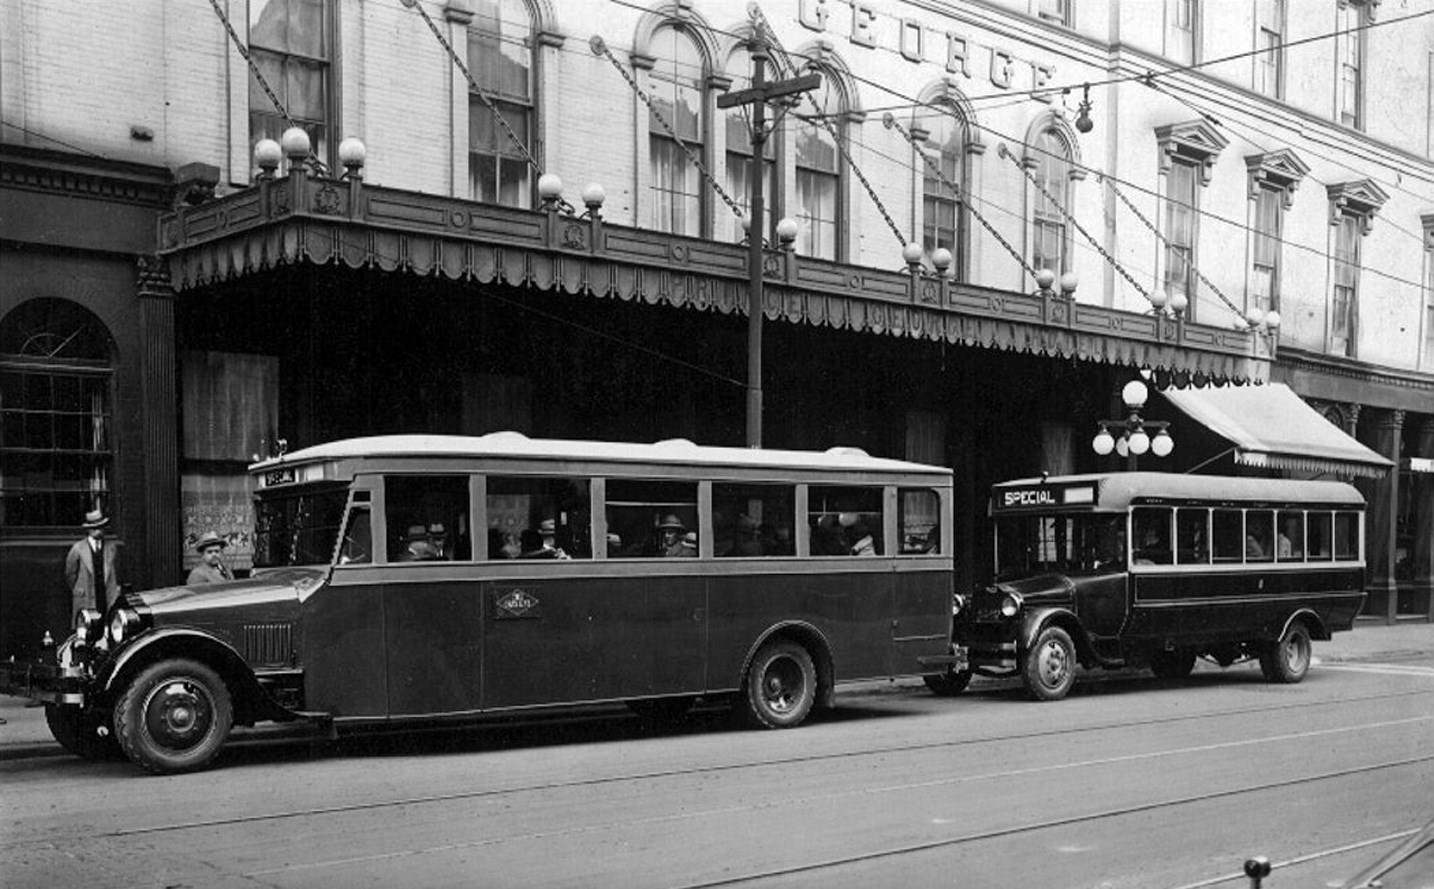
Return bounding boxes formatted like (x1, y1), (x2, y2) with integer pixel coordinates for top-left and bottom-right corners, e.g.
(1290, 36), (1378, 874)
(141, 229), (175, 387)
(604, 479), (698, 558)
(1334, 512), (1359, 560)
(1307, 512), (1334, 560)
(712, 483), (795, 557)
(1277, 511), (1305, 561)
(1212, 510), (1243, 562)
(809, 485), (883, 556)
(487, 476), (591, 560)
(1176, 508), (1209, 564)
(899, 488), (941, 554)
(1132, 508), (1173, 564)
(386, 475), (472, 562)
(1245, 511), (1274, 562)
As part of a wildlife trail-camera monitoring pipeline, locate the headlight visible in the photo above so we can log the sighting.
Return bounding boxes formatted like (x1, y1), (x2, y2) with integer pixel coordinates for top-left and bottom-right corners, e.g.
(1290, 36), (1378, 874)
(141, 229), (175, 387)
(108, 608), (141, 645)
(73, 609), (103, 645)
(999, 593), (1022, 618)
(951, 594), (967, 616)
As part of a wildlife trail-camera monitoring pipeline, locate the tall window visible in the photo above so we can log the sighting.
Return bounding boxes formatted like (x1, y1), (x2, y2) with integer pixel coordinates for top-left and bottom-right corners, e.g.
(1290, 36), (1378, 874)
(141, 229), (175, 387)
(1425, 253), (1434, 368)
(249, 0), (332, 166)
(795, 74), (843, 261)
(1164, 159), (1199, 318)
(725, 46), (776, 242)
(1331, 214), (1360, 356)
(1255, 0), (1284, 98)
(1031, 128), (1071, 274)
(468, 0), (534, 208)
(1337, 2), (1366, 128)
(1167, 0), (1196, 65)
(1037, 0), (1071, 26)
(0, 300), (114, 529)
(1250, 185), (1281, 313)
(649, 28), (705, 236)
(922, 104), (967, 273)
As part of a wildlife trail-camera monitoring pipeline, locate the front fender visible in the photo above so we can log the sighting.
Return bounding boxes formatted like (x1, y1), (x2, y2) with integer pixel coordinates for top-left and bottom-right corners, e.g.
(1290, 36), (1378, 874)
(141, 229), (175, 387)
(1020, 607), (1084, 655)
(97, 627), (295, 724)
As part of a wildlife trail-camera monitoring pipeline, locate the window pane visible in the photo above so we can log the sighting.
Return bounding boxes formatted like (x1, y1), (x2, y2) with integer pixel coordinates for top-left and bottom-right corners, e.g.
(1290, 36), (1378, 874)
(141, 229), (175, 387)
(1133, 507), (1173, 564)
(796, 169), (838, 260)
(712, 483), (796, 557)
(1245, 510), (1274, 562)
(605, 479), (699, 558)
(1176, 508), (1209, 564)
(1334, 512), (1359, 560)
(1308, 512), (1334, 560)
(1277, 511), (1305, 560)
(487, 475), (590, 560)
(899, 488), (941, 554)
(469, 0), (532, 102)
(808, 485), (883, 556)
(386, 475), (474, 562)
(1212, 509), (1243, 562)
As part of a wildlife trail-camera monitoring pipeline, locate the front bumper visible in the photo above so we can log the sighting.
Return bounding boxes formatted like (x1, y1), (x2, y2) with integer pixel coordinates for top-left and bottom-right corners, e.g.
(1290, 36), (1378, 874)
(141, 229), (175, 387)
(0, 659), (88, 705)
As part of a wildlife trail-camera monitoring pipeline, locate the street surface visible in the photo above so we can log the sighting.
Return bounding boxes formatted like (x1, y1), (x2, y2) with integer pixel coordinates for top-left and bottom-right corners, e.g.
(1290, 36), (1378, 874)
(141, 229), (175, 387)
(2, 653), (1432, 889)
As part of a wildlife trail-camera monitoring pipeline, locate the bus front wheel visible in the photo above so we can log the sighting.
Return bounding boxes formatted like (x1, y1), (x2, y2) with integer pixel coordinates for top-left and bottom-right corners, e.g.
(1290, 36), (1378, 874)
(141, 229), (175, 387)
(1023, 626), (1077, 701)
(1260, 621), (1312, 684)
(743, 641), (816, 729)
(114, 658), (233, 774)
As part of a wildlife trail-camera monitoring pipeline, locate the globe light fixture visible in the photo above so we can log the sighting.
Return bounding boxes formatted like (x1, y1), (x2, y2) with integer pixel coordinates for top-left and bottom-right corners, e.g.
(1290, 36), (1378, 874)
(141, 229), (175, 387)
(902, 242), (925, 270)
(1059, 271), (1078, 296)
(1035, 268), (1056, 292)
(1169, 291), (1189, 315)
(537, 172), (563, 204)
(775, 217), (799, 246)
(1121, 379), (1149, 410)
(338, 137), (366, 178)
(1149, 289), (1170, 311)
(254, 139), (282, 176)
(1151, 428), (1175, 457)
(1128, 427), (1151, 456)
(1263, 310), (1281, 331)
(1092, 378), (1172, 468)
(1092, 425), (1115, 456)
(582, 182), (606, 213)
(931, 247), (953, 274)
(280, 127), (311, 161)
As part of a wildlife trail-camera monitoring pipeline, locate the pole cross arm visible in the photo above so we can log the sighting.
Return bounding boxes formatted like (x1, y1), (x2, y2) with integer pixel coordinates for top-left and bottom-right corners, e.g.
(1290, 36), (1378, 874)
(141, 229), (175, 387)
(718, 73), (822, 109)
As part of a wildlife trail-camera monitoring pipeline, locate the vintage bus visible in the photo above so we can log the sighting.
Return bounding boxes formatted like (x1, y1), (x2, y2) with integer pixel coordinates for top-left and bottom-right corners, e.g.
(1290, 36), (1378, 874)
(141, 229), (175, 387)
(2, 433), (956, 773)
(933, 473), (1367, 701)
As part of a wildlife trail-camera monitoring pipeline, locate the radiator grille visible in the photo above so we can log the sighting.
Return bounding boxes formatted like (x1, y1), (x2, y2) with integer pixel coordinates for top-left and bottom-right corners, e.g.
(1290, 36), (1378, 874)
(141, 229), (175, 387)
(242, 623), (293, 667)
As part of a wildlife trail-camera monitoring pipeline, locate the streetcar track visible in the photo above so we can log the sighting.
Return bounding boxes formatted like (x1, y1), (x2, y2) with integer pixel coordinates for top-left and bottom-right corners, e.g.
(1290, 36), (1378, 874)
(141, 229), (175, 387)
(234, 718), (1434, 880)
(102, 687), (1434, 839)
(1167, 827), (1422, 889)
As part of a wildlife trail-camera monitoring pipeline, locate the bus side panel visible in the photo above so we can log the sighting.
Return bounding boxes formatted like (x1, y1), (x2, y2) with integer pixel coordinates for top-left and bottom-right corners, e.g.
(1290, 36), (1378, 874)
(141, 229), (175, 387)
(889, 566), (954, 673)
(705, 566), (893, 691)
(1127, 568), (1366, 644)
(384, 579), (483, 717)
(301, 576), (388, 718)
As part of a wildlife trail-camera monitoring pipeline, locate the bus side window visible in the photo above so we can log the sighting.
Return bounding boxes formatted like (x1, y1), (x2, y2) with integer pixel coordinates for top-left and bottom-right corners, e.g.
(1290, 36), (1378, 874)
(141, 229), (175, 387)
(1277, 511), (1305, 561)
(1334, 512), (1359, 560)
(1212, 510), (1243, 562)
(1308, 512), (1334, 560)
(1245, 511), (1274, 562)
(487, 475), (592, 560)
(385, 475), (472, 562)
(1176, 508), (1208, 564)
(604, 479), (698, 558)
(808, 485), (883, 556)
(899, 488), (941, 554)
(712, 483), (795, 557)
(339, 507), (371, 565)
(1132, 507), (1173, 564)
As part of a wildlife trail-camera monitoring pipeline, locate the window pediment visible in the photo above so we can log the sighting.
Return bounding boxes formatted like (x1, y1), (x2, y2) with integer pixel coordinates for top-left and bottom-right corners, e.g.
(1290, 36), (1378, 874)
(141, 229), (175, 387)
(1327, 179), (1389, 234)
(1155, 119), (1229, 185)
(1245, 149), (1310, 208)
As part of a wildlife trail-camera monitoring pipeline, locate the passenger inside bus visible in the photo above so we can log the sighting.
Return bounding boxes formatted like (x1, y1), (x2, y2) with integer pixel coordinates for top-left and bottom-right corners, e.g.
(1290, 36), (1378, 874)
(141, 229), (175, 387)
(658, 515), (691, 557)
(396, 524), (443, 561)
(1132, 509), (1172, 564)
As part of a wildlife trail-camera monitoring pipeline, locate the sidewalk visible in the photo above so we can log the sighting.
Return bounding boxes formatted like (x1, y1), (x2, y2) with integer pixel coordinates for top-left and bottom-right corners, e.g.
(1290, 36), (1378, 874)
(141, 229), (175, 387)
(3, 623), (1432, 762)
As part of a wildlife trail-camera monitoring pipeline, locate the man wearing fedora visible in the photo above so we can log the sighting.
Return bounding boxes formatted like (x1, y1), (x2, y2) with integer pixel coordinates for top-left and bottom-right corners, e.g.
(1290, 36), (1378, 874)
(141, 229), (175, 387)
(65, 508), (121, 615)
(187, 531), (234, 584)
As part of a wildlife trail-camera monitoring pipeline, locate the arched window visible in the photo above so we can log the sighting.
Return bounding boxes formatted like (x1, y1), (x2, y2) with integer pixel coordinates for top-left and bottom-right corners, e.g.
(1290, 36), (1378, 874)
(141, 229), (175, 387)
(724, 44), (777, 242)
(468, 0), (535, 207)
(1031, 128), (1072, 274)
(649, 27), (706, 235)
(921, 102), (967, 273)
(795, 72), (843, 261)
(0, 299), (114, 529)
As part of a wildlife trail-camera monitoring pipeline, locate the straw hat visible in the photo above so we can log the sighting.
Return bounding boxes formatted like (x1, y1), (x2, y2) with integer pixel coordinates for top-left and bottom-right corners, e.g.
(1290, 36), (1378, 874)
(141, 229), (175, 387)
(658, 514), (685, 531)
(194, 531), (228, 552)
(81, 508), (109, 530)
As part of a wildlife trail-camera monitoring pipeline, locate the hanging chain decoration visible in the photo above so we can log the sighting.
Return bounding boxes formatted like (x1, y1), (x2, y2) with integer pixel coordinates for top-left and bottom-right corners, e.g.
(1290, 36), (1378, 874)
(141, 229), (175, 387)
(590, 36), (747, 222)
(1098, 173), (1247, 322)
(748, 7), (907, 249)
(400, 0), (541, 175)
(998, 143), (1150, 301)
(884, 112), (1036, 279)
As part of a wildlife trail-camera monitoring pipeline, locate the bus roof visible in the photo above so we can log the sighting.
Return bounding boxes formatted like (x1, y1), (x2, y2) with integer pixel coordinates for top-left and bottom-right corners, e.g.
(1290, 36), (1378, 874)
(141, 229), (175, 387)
(250, 432), (951, 478)
(992, 472), (1365, 512)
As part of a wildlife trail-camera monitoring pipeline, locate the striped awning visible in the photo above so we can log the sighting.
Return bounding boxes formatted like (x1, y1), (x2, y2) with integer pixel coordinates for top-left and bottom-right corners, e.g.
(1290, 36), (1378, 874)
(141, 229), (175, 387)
(1161, 383), (1394, 478)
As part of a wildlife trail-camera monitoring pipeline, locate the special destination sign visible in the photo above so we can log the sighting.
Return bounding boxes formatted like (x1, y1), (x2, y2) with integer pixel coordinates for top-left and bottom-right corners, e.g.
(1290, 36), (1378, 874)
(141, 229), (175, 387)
(992, 483), (1096, 512)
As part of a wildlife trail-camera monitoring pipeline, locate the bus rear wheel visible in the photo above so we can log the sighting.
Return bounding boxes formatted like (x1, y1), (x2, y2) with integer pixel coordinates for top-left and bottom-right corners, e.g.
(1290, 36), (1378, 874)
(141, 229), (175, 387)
(743, 640), (816, 729)
(1259, 621), (1312, 684)
(1150, 649), (1197, 679)
(1023, 626), (1077, 701)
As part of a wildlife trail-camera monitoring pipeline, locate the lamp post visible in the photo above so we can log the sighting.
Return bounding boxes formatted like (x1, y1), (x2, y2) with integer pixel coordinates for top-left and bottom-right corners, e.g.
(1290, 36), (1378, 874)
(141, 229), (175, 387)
(1091, 379), (1174, 470)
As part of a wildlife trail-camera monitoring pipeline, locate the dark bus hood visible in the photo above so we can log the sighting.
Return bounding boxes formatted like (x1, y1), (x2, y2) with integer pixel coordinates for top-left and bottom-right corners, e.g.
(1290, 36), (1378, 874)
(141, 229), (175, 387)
(993, 573), (1077, 605)
(132, 567), (325, 620)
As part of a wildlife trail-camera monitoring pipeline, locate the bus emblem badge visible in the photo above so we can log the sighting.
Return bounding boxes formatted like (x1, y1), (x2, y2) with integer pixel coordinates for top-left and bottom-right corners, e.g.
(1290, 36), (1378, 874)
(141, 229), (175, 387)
(495, 589), (540, 619)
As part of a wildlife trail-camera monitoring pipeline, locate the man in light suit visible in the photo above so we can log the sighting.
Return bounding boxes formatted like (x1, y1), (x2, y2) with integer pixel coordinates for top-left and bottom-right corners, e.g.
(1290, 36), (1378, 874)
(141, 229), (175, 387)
(65, 508), (121, 615)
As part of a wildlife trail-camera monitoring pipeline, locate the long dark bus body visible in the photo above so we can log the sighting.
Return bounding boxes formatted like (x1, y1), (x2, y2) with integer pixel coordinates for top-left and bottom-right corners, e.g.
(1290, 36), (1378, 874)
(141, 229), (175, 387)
(936, 473), (1367, 701)
(0, 433), (955, 773)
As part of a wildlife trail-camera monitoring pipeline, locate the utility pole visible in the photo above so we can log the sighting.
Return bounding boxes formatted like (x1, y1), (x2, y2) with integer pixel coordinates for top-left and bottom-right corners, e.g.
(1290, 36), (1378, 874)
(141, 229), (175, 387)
(717, 39), (819, 449)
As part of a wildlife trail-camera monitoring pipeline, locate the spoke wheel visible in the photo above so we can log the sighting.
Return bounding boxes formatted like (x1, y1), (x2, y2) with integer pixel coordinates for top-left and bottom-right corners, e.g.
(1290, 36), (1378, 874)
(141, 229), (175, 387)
(115, 659), (232, 775)
(1259, 621), (1312, 684)
(743, 640), (816, 729)
(1023, 626), (1077, 702)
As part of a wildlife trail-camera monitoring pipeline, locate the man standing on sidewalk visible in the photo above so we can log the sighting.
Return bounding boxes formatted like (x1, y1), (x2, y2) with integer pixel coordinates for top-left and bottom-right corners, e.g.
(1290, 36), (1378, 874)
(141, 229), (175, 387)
(65, 508), (120, 615)
(187, 532), (234, 584)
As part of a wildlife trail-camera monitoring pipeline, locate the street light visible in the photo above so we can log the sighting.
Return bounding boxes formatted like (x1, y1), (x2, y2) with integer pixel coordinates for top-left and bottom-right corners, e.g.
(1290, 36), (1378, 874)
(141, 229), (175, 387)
(1092, 378), (1173, 467)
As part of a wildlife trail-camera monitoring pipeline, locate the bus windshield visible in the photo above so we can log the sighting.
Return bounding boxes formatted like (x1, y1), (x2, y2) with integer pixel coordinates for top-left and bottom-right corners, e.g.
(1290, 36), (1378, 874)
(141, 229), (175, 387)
(995, 514), (1126, 579)
(253, 484), (349, 568)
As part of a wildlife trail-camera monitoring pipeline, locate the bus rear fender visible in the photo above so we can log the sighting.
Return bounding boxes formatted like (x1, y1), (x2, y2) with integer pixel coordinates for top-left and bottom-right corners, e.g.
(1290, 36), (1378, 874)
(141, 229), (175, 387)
(1020, 608), (1102, 668)
(1278, 608), (1330, 642)
(739, 621), (836, 709)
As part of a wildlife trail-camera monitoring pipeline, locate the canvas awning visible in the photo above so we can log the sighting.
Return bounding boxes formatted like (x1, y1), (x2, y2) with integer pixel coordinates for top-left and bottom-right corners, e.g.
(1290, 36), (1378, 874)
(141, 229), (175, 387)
(1161, 382), (1394, 478)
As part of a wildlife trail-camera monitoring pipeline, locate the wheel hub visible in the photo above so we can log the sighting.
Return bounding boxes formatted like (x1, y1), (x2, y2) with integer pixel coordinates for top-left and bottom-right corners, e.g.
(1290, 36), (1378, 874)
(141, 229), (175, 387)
(144, 679), (213, 751)
(1038, 641), (1069, 685)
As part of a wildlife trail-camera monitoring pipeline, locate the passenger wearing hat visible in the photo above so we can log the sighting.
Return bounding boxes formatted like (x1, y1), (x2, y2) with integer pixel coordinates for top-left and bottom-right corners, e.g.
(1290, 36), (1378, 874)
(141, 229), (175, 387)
(187, 531), (234, 585)
(657, 514), (691, 557)
(396, 524), (441, 562)
(523, 518), (569, 559)
(65, 508), (121, 614)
